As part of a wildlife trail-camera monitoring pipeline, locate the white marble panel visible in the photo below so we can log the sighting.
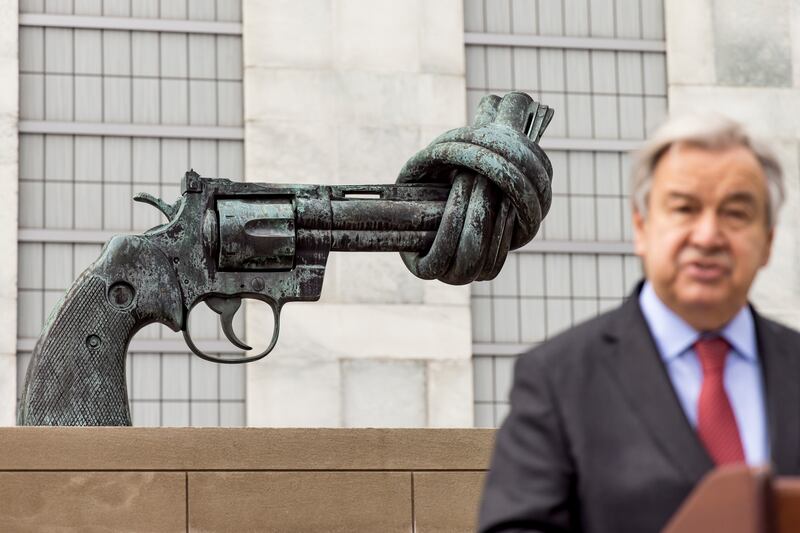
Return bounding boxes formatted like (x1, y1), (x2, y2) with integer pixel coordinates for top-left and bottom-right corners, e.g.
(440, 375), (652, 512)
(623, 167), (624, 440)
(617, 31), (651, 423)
(0, 3), (15, 425)
(325, 252), (425, 305)
(713, 0), (791, 87)
(665, 0), (716, 85)
(245, 121), (335, 184)
(423, 280), (471, 307)
(751, 140), (800, 319)
(243, 0), (333, 69)
(246, 302), (471, 361)
(0, 354), (15, 426)
(342, 359), (426, 427)
(668, 85), (800, 140)
(420, 0), (464, 75)
(334, 70), (420, 126)
(245, 67), (335, 123)
(334, 0), (420, 73)
(247, 357), (341, 427)
(791, 2), (800, 88)
(417, 74), (467, 127)
(335, 123), (420, 184)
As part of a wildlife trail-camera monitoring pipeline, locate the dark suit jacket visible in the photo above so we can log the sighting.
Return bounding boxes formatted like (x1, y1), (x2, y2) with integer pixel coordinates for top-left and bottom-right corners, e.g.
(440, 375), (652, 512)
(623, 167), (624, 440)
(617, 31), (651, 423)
(478, 292), (800, 533)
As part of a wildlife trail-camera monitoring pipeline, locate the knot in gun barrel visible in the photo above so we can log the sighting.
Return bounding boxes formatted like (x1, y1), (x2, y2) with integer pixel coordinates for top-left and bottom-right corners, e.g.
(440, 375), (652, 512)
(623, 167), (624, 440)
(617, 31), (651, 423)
(396, 92), (554, 285)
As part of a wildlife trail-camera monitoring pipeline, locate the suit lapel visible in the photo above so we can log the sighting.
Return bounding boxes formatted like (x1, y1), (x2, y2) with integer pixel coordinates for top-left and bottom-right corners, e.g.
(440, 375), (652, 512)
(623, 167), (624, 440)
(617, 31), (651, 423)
(600, 296), (714, 482)
(754, 311), (800, 474)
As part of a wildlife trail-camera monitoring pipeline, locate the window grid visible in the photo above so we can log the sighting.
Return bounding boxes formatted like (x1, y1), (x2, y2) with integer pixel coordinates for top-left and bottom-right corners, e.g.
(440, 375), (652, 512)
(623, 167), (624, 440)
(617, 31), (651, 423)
(464, 0), (664, 41)
(472, 251), (642, 427)
(466, 0), (666, 427)
(18, 134), (244, 232)
(465, 45), (665, 243)
(465, 47), (667, 140)
(19, 0), (242, 22)
(16, 3), (246, 426)
(19, 28), (243, 126)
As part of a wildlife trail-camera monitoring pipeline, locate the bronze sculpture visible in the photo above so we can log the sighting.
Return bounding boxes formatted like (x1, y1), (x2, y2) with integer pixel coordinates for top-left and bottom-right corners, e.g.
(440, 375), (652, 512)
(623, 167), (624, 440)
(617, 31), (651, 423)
(18, 92), (554, 426)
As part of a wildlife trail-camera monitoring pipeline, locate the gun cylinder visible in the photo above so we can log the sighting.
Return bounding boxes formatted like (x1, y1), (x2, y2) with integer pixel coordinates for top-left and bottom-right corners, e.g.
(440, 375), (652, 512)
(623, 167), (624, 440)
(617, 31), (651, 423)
(217, 198), (296, 270)
(217, 186), (453, 271)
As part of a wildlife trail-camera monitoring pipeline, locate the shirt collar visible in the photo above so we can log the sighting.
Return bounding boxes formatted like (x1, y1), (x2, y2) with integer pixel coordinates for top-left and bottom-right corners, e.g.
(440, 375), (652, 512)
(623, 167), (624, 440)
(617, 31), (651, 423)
(638, 281), (757, 363)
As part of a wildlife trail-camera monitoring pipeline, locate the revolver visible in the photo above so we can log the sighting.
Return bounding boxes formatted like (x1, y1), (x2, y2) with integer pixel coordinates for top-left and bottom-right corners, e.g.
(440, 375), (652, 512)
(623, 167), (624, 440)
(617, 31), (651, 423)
(18, 92), (554, 425)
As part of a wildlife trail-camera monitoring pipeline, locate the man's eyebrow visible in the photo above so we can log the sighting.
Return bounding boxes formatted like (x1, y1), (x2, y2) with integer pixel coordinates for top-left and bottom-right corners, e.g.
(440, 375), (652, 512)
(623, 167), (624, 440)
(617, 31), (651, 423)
(664, 191), (696, 201)
(722, 191), (758, 205)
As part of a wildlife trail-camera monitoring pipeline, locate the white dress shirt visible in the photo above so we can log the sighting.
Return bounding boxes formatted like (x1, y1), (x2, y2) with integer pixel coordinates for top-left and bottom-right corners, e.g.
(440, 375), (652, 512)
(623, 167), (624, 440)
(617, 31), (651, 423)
(638, 282), (769, 465)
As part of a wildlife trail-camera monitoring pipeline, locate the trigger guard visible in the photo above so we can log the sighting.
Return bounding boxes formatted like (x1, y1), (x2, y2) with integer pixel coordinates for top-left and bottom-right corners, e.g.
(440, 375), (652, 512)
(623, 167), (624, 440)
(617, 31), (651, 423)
(183, 301), (282, 364)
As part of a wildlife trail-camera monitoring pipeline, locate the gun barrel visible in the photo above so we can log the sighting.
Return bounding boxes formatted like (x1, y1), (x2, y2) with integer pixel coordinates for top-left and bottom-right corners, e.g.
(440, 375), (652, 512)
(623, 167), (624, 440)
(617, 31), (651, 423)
(331, 199), (444, 232)
(330, 229), (437, 252)
(330, 198), (446, 252)
(295, 185), (450, 254)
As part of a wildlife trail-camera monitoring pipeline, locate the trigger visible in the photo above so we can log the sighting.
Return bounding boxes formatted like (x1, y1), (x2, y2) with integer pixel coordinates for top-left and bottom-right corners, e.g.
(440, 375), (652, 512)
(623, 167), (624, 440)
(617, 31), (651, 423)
(206, 296), (253, 351)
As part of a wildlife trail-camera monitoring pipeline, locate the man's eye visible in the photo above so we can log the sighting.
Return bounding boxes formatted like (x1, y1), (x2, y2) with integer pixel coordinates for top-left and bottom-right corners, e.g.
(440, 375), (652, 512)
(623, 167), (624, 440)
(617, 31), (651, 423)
(723, 208), (750, 221)
(673, 204), (694, 214)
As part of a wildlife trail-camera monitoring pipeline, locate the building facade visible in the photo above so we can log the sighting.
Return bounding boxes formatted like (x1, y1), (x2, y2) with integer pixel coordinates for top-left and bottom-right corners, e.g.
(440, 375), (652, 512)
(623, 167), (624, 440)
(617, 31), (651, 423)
(3, 0), (795, 428)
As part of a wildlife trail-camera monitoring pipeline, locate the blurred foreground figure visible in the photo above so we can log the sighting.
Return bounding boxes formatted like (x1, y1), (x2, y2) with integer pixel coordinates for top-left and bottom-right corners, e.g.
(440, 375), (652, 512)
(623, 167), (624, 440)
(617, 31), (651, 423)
(479, 113), (800, 533)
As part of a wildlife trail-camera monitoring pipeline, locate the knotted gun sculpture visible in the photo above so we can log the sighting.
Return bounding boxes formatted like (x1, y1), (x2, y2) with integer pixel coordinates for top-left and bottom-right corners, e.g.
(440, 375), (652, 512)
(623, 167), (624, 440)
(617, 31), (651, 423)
(18, 92), (554, 426)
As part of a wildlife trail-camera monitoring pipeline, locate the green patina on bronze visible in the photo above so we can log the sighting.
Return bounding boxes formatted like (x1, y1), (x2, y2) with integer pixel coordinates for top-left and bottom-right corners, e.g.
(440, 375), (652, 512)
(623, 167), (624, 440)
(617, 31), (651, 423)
(18, 92), (555, 426)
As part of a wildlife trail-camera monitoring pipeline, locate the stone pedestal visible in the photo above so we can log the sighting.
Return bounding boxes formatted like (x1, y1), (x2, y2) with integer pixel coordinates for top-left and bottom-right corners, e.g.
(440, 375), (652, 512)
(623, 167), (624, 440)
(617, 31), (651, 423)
(0, 427), (492, 532)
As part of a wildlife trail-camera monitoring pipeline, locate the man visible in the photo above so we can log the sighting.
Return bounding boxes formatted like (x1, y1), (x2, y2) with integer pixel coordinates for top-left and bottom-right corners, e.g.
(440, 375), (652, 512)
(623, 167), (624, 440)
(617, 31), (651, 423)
(478, 114), (800, 533)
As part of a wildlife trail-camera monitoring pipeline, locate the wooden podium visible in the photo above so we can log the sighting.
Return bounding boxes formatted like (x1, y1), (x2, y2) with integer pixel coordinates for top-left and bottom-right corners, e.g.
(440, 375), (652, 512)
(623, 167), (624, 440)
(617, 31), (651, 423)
(663, 465), (800, 533)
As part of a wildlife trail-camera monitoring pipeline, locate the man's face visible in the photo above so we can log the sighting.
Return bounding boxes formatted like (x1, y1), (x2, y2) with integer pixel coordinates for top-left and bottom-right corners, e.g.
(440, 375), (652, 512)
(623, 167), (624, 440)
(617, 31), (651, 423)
(633, 143), (774, 330)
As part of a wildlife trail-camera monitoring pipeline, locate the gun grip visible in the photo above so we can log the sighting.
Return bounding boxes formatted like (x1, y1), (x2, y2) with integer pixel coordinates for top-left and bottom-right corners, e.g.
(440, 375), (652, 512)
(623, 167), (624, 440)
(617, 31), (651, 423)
(18, 235), (183, 426)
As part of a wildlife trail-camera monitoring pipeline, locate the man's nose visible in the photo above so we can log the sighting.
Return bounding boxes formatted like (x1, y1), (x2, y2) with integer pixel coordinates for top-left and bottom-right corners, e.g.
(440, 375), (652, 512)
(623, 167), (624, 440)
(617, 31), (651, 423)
(689, 211), (726, 248)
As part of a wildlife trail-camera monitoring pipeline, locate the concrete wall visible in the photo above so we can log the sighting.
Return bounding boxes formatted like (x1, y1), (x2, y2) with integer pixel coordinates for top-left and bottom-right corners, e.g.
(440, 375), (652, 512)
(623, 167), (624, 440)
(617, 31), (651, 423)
(242, 0), (472, 427)
(0, 0), (18, 426)
(0, 428), (491, 531)
(665, 0), (800, 328)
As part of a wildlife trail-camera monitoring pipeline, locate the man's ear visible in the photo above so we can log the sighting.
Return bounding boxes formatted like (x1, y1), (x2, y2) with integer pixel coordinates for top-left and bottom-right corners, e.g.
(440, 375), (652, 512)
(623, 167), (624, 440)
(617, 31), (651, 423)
(632, 209), (647, 257)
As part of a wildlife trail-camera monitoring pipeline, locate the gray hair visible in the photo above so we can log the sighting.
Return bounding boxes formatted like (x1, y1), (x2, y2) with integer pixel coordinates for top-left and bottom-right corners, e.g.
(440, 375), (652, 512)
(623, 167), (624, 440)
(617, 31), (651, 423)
(631, 113), (784, 228)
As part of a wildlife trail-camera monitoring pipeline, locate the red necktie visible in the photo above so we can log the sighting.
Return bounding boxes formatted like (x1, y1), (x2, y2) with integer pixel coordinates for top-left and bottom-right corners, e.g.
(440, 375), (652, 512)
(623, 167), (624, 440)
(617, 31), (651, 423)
(694, 336), (745, 465)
